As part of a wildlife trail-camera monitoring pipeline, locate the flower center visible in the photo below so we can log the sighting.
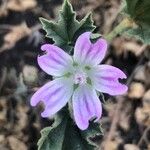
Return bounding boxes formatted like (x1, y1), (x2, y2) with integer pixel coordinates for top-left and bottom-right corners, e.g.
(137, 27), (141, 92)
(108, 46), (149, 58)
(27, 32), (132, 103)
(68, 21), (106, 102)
(74, 72), (87, 85)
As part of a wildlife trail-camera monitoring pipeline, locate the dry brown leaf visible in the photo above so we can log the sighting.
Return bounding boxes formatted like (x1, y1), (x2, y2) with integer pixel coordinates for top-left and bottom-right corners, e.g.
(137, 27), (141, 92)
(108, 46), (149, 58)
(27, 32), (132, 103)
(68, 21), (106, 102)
(0, 0), (36, 17)
(112, 37), (143, 56)
(124, 144), (140, 150)
(135, 107), (150, 127)
(0, 0), (8, 17)
(134, 62), (150, 86)
(134, 65), (146, 82)
(104, 102), (116, 119)
(128, 82), (145, 99)
(0, 97), (7, 126)
(23, 65), (38, 85)
(0, 23), (31, 53)
(102, 141), (118, 150)
(15, 104), (29, 131)
(143, 89), (150, 109)
(0, 145), (9, 150)
(102, 138), (122, 150)
(7, 0), (37, 11)
(0, 134), (5, 144)
(119, 102), (132, 131)
(145, 62), (150, 86)
(7, 136), (27, 150)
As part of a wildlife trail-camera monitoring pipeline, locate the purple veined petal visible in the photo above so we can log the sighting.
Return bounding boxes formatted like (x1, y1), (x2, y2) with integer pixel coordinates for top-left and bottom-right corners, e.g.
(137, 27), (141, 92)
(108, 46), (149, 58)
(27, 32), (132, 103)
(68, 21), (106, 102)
(38, 44), (73, 76)
(30, 77), (73, 117)
(73, 32), (107, 66)
(92, 65), (128, 96)
(72, 85), (102, 130)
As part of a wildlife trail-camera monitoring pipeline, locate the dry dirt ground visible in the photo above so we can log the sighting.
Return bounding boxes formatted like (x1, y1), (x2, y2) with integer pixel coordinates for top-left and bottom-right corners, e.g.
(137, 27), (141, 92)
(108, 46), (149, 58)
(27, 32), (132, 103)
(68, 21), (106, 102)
(0, 0), (150, 150)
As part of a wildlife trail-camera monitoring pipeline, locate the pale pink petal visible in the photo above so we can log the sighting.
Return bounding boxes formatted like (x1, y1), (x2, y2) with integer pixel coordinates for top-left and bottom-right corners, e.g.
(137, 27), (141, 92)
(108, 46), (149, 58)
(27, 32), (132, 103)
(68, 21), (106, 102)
(30, 78), (73, 117)
(73, 32), (107, 66)
(72, 85), (102, 130)
(38, 44), (73, 76)
(92, 65), (128, 95)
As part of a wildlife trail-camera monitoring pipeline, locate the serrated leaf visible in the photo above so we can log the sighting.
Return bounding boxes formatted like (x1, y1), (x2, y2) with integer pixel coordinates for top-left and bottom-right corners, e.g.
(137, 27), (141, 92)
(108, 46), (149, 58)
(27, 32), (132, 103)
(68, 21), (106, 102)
(38, 114), (67, 150)
(81, 122), (103, 148)
(90, 33), (102, 43)
(40, 0), (95, 52)
(73, 13), (96, 41)
(40, 0), (79, 51)
(38, 111), (103, 150)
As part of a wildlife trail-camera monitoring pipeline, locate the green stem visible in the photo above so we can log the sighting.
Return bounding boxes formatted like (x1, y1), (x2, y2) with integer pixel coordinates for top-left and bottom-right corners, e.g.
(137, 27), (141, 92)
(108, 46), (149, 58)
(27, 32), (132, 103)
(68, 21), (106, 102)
(105, 18), (135, 42)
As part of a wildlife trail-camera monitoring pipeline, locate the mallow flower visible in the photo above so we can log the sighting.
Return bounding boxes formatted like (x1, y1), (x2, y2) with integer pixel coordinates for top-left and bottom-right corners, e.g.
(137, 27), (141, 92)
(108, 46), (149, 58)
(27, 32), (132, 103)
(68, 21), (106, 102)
(31, 32), (128, 130)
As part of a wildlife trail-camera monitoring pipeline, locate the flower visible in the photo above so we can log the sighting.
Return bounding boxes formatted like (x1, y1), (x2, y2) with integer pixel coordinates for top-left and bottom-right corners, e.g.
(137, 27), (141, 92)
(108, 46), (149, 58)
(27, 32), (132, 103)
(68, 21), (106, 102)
(31, 32), (128, 130)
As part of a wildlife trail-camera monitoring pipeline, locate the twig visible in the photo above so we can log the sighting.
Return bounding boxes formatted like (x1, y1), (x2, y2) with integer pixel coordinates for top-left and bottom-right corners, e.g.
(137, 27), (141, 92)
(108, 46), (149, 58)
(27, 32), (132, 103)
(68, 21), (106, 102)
(138, 127), (150, 147)
(0, 67), (7, 94)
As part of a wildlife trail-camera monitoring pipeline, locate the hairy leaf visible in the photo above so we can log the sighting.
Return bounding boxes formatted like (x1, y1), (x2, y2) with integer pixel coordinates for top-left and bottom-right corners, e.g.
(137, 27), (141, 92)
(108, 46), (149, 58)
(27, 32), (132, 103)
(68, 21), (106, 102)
(40, 0), (95, 52)
(38, 114), (67, 150)
(38, 111), (102, 150)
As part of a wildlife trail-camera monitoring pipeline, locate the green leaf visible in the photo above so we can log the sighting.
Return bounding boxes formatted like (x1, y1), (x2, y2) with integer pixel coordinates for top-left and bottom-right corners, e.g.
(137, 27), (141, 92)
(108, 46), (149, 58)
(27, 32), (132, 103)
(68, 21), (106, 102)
(123, 0), (150, 44)
(90, 33), (102, 43)
(124, 24), (150, 44)
(73, 13), (96, 41)
(38, 111), (103, 150)
(81, 122), (103, 148)
(40, 0), (79, 51)
(38, 113), (67, 150)
(124, 0), (150, 26)
(124, 0), (139, 17)
(40, 0), (95, 52)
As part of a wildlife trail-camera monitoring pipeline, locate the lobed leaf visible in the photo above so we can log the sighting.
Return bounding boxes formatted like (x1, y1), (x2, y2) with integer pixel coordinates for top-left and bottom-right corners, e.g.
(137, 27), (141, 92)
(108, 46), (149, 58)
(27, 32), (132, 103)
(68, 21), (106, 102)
(38, 111), (103, 150)
(40, 0), (95, 52)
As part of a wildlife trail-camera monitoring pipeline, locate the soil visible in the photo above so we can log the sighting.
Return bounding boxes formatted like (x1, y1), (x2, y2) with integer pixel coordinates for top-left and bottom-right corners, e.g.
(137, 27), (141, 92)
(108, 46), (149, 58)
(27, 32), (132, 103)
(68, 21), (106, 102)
(0, 0), (150, 150)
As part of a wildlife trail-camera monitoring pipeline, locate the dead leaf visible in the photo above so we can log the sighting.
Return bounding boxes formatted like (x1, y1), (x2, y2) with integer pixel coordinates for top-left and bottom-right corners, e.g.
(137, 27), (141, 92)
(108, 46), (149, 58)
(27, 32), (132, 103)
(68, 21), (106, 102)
(0, 23), (31, 53)
(145, 62), (150, 86)
(0, 97), (7, 126)
(124, 144), (140, 150)
(23, 65), (38, 85)
(0, 0), (8, 17)
(0, 134), (5, 144)
(143, 89), (150, 109)
(7, 136), (27, 150)
(112, 37), (143, 56)
(15, 104), (29, 131)
(128, 82), (145, 99)
(7, 0), (37, 11)
(119, 102), (132, 131)
(134, 65), (146, 82)
(102, 137), (122, 150)
(135, 107), (150, 127)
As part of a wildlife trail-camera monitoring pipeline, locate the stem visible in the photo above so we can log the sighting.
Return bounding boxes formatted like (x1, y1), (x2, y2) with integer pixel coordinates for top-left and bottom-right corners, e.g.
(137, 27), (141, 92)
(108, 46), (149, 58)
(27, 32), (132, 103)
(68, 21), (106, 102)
(105, 18), (135, 42)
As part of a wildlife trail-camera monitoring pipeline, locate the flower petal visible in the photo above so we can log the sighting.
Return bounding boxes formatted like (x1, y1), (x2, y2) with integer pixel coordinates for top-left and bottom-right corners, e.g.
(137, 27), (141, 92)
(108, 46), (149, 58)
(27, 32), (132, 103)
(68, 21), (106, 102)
(31, 77), (73, 117)
(91, 65), (128, 95)
(38, 44), (73, 76)
(72, 85), (102, 130)
(73, 32), (107, 66)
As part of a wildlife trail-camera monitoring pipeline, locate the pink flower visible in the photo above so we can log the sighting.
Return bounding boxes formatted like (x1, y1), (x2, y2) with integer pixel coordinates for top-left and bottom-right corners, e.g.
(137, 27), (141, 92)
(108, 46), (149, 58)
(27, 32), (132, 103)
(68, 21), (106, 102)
(31, 32), (128, 130)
